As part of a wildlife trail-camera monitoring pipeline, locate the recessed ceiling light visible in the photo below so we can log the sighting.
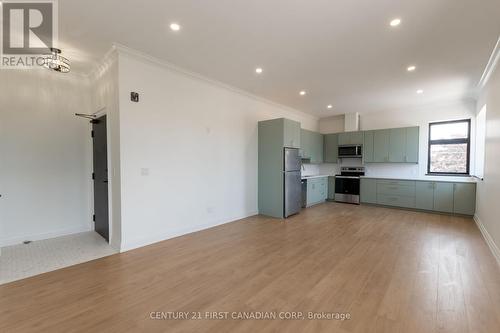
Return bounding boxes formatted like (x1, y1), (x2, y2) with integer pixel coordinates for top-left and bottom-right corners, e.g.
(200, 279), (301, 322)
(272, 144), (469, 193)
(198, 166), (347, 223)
(299, 91), (306, 96)
(255, 67), (263, 74)
(407, 65), (416, 72)
(327, 105), (333, 109)
(416, 89), (424, 94)
(390, 18), (401, 27)
(170, 23), (181, 31)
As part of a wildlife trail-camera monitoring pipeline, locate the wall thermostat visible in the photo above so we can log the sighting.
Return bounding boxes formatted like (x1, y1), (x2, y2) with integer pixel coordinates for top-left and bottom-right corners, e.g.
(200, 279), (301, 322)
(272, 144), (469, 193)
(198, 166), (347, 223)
(131, 92), (139, 102)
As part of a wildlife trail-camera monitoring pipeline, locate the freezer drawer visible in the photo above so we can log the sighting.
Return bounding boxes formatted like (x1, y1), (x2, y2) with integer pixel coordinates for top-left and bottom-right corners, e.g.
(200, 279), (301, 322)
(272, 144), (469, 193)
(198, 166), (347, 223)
(284, 171), (302, 217)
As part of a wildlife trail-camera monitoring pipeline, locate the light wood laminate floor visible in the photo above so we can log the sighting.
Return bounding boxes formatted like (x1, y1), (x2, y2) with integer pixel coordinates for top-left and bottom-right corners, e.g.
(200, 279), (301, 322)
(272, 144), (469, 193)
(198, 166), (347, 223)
(1, 203), (500, 332)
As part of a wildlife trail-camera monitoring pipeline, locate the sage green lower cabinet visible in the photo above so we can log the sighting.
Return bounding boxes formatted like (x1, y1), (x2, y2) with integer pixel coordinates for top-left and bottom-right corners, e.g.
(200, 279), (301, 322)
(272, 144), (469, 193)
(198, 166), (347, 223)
(433, 182), (454, 213)
(359, 178), (476, 216)
(327, 176), (336, 200)
(453, 183), (476, 215)
(306, 177), (328, 206)
(376, 180), (416, 208)
(360, 178), (377, 204)
(324, 134), (338, 163)
(416, 181), (435, 211)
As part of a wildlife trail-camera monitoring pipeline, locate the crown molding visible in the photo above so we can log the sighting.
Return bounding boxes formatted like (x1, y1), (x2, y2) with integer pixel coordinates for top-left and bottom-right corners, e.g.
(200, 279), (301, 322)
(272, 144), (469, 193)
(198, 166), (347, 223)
(478, 36), (500, 89)
(110, 43), (318, 121)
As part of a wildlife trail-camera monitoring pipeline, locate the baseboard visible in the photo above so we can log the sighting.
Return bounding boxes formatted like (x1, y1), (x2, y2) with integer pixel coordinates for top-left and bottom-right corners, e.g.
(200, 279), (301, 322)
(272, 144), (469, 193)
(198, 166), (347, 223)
(474, 215), (500, 265)
(0, 224), (93, 248)
(120, 211), (258, 252)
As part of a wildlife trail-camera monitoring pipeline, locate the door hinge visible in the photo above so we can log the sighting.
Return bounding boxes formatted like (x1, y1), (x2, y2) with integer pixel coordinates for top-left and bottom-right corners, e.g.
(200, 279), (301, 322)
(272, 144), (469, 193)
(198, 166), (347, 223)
(92, 172), (95, 180)
(91, 130), (94, 138)
(92, 214), (95, 222)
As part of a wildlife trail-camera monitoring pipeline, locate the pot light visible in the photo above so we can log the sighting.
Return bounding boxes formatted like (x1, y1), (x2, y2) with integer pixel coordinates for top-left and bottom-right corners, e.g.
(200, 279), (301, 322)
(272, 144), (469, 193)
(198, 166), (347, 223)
(407, 65), (416, 72)
(299, 91), (306, 96)
(416, 89), (424, 94)
(390, 18), (401, 27)
(255, 67), (263, 74)
(327, 105), (333, 109)
(170, 23), (181, 31)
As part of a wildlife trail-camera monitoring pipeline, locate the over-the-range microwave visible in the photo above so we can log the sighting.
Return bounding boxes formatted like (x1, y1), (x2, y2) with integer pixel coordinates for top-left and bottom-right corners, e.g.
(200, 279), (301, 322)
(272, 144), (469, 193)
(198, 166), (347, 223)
(338, 145), (362, 158)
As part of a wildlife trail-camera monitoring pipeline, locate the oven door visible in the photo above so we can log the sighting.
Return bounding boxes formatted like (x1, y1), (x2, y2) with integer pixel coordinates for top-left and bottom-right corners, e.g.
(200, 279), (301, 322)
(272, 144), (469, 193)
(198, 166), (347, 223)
(334, 177), (360, 204)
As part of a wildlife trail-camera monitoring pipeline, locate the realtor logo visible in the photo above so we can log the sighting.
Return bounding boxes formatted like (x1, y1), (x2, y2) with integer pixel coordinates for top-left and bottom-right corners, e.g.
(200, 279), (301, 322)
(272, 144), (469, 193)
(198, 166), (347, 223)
(1, 0), (58, 68)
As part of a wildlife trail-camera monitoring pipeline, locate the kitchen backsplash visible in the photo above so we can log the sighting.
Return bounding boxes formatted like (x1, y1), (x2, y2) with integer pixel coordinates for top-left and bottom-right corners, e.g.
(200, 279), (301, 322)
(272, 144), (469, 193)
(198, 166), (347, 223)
(302, 160), (419, 178)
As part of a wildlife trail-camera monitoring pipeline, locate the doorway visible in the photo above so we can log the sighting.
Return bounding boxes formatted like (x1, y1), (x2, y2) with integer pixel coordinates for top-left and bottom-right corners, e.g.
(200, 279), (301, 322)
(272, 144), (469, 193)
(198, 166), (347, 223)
(92, 115), (109, 242)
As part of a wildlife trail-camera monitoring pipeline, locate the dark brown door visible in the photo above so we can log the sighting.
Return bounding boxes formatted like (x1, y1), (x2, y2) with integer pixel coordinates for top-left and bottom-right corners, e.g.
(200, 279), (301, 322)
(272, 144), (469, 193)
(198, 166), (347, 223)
(92, 115), (109, 241)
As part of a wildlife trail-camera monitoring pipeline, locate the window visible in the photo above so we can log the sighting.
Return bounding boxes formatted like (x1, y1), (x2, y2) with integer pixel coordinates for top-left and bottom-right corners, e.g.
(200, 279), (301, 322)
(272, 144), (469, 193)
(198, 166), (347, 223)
(475, 105), (486, 179)
(428, 119), (471, 175)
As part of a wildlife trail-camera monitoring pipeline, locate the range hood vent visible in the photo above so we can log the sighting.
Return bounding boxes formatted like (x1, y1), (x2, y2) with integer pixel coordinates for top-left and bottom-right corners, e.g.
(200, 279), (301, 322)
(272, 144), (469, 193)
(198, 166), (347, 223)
(344, 112), (360, 132)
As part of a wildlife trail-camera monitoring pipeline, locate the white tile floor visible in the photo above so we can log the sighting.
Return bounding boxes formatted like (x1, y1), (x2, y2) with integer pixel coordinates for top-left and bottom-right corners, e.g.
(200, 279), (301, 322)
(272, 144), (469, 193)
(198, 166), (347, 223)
(0, 231), (117, 285)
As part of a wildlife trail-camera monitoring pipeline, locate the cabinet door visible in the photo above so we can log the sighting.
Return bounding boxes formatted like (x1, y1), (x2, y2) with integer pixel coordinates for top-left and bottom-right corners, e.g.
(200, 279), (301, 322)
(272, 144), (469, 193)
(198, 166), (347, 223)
(284, 119), (301, 148)
(300, 129), (311, 159)
(360, 178), (377, 204)
(405, 127), (419, 163)
(319, 178), (328, 201)
(453, 183), (476, 215)
(338, 132), (350, 145)
(389, 128), (406, 162)
(350, 131), (364, 145)
(374, 129), (390, 162)
(324, 134), (338, 163)
(327, 176), (336, 200)
(312, 132), (324, 164)
(433, 182), (454, 213)
(364, 131), (374, 163)
(416, 182), (434, 210)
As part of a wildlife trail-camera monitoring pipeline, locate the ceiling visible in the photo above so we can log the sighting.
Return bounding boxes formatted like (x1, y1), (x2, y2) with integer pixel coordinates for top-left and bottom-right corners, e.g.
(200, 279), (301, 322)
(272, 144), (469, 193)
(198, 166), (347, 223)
(58, 0), (500, 116)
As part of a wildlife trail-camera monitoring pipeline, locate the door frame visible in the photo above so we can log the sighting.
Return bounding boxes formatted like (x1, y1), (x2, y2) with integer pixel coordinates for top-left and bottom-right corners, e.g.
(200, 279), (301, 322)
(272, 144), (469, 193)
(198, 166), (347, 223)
(89, 108), (116, 248)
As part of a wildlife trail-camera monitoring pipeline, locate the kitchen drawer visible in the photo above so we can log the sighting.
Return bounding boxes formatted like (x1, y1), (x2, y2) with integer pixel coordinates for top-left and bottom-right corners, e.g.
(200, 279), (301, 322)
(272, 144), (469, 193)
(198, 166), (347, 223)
(376, 179), (416, 187)
(377, 183), (416, 197)
(377, 194), (416, 208)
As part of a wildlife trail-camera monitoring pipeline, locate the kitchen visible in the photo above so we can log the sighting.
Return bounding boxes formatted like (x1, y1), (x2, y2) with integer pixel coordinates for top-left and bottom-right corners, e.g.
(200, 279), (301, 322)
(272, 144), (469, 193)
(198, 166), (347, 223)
(259, 108), (478, 218)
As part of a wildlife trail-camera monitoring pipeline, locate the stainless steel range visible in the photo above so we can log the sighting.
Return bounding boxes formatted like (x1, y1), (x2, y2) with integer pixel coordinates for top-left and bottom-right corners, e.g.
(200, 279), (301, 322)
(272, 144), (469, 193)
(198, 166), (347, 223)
(334, 166), (365, 204)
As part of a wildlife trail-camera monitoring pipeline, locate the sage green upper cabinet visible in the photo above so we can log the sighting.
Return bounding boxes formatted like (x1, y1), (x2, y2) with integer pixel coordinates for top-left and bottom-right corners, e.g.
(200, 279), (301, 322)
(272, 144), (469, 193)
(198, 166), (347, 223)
(351, 131), (364, 145)
(301, 129), (323, 163)
(373, 129), (390, 162)
(338, 131), (364, 145)
(405, 127), (419, 163)
(453, 183), (476, 215)
(338, 132), (350, 145)
(324, 134), (338, 163)
(368, 126), (419, 164)
(389, 128), (406, 162)
(363, 131), (374, 163)
(283, 118), (301, 148)
(433, 182), (454, 213)
(416, 181), (435, 210)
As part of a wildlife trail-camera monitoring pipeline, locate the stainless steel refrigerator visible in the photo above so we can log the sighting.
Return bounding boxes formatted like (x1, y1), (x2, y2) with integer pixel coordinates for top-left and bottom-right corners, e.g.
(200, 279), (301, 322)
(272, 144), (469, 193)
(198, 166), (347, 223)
(283, 148), (302, 217)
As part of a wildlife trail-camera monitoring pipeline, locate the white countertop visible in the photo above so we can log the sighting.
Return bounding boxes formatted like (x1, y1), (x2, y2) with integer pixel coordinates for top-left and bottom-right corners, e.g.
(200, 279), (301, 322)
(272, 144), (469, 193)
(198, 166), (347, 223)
(301, 174), (330, 180)
(360, 175), (478, 183)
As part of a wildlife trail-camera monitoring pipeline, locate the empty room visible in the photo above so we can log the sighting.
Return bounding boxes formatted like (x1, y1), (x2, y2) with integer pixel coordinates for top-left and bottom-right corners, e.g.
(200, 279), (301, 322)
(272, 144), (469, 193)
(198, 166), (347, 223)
(1, 0), (500, 332)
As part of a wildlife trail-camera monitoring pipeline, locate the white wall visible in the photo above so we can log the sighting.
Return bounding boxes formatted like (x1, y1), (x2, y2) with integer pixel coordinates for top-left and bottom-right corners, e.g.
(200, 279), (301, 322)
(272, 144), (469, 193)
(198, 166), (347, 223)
(318, 100), (477, 179)
(116, 49), (319, 251)
(475, 54), (500, 261)
(319, 114), (344, 134)
(0, 69), (93, 246)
